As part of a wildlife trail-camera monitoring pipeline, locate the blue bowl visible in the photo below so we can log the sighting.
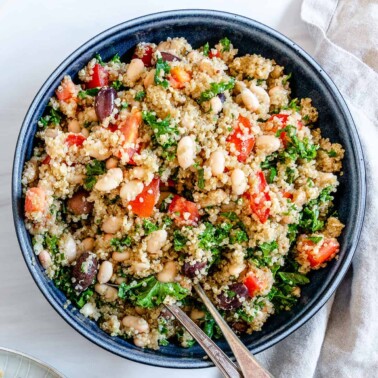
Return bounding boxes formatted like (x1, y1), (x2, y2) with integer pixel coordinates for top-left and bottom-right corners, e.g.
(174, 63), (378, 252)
(12, 10), (366, 368)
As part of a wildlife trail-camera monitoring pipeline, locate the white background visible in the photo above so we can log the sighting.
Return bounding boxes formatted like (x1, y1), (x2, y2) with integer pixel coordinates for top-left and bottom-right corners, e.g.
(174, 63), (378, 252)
(0, 1), (315, 377)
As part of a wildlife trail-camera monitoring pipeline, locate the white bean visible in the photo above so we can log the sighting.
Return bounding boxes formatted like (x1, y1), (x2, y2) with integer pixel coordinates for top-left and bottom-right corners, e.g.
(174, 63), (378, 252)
(105, 157), (118, 170)
(86, 142), (111, 160)
(101, 216), (123, 234)
(38, 250), (52, 269)
(293, 190), (307, 207)
(255, 135), (281, 154)
(130, 167), (147, 180)
(131, 261), (150, 274)
(122, 315), (150, 333)
(68, 119), (81, 133)
(94, 283), (118, 302)
(146, 230), (167, 254)
(231, 168), (247, 195)
(208, 150), (225, 176)
(177, 136), (196, 169)
(95, 168), (123, 192)
(210, 96), (223, 114)
(60, 235), (77, 263)
(157, 261), (177, 283)
(81, 128), (89, 138)
(241, 89), (259, 112)
(112, 251), (130, 262)
(228, 262), (246, 277)
(120, 180), (144, 202)
(250, 84), (270, 112)
(82, 237), (95, 252)
(80, 302), (96, 317)
(143, 69), (155, 89)
(126, 59), (145, 82)
(97, 261), (113, 284)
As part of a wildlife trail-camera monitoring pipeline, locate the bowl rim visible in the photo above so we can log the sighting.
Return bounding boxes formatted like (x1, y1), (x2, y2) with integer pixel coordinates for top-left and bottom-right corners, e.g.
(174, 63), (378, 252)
(12, 9), (366, 369)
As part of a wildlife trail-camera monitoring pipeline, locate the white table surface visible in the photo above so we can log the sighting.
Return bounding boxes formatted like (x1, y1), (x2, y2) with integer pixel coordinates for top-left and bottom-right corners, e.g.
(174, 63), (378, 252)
(0, 1), (315, 376)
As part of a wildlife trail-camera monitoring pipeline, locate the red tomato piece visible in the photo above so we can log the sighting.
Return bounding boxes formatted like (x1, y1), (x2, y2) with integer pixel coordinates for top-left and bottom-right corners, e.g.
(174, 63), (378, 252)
(243, 272), (262, 297)
(209, 49), (221, 59)
(25, 187), (47, 214)
(245, 171), (270, 224)
(303, 238), (340, 267)
(86, 64), (109, 88)
(108, 123), (119, 132)
(227, 115), (255, 162)
(117, 109), (142, 160)
(132, 45), (154, 67)
(65, 134), (86, 147)
(282, 191), (293, 200)
(56, 77), (77, 102)
(42, 155), (51, 165)
(169, 67), (191, 89)
(129, 178), (160, 218)
(168, 195), (200, 226)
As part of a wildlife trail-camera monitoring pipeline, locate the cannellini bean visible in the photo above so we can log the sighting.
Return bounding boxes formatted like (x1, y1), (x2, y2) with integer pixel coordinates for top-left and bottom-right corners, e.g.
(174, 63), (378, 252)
(112, 251), (130, 262)
(38, 250), (52, 269)
(60, 235), (77, 263)
(86, 142), (112, 160)
(208, 150), (225, 176)
(146, 230), (167, 254)
(210, 96), (223, 114)
(143, 69), (155, 88)
(255, 135), (281, 154)
(126, 59), (145, 82)
(293, 190), (307, 207)
(122, 315), (149, 333)
(228, 262), (246, 277)
(131, 261), (150, 274)
(86, 108), (98, 122)
(102, 216), (123, 234)
(82, 237), (95, 252)
(177, 136), (196, 169)
(95, 168), (123, 192)
(231, 169), (247, 195)
(81, 128), (89, 138)
(157, 261), (178, 283)
(68, 119), (81, 133)
(241, 89), (260, 112)
(130, 167), (147, 180)
(106, 157), (118, 170)
(94, 283), (118, 302)
(97, 261), (113, 284)
(103, 233), (114, 243)
(269, 86), (289, 107)
(250, 84), (270, 111)
(190, 308), (205, 321)
(120, 180), (144, 202)
(80, 302), (96, 317)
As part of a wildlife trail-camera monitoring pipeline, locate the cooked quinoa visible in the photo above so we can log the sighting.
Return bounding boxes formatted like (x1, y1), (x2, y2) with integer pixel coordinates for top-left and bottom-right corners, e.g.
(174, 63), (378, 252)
(22, 37), (345, 349)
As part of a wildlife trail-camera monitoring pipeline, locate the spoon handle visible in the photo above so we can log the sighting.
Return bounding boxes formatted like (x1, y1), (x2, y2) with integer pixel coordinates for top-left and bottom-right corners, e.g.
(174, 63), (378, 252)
(194, 284), (273, 378)
(165, 303), (242, 378)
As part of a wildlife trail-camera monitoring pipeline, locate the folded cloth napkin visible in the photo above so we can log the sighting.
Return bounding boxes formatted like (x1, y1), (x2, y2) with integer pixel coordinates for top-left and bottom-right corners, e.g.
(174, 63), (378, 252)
(256, 1), (378, 377)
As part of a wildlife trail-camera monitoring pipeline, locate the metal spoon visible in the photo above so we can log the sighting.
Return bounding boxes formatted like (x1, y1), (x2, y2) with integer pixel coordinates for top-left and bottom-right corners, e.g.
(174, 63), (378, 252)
(194, 284), (273, 378)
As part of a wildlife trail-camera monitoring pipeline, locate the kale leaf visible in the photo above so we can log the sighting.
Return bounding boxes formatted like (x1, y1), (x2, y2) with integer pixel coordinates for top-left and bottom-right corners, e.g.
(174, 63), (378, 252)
(154, 57), (171, 88)
(198, 78), (235, 104)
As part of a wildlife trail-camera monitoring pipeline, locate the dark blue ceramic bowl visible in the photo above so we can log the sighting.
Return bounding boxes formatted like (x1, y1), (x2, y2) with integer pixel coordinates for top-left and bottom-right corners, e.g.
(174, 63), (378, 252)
(12, 10), (366, 368)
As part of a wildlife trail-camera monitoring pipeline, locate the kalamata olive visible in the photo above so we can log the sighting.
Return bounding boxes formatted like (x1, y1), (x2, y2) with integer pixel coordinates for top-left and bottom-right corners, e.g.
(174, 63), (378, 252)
(217, 283), (249, 310)
(218, 93), (226, 103)
(95, 87), (117, 121)
(67, 189), (93, 215)
(232, 321), (248, 333)
(72, 252), (98, 292)
(160, 52), (181, 62)
(183, 261), (206, 278)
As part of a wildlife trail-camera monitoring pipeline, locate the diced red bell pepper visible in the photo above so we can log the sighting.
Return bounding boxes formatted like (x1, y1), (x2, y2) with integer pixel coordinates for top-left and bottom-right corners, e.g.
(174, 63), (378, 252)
(245, 171), (271, 223)
(25, 187), (47, 214)
(209, 49), (221, 59)
(117, 109), (142, 160)
(282, 191), (293, 200)
(129, 177), (160, 218)
(168, 195), (200, 226)
(86, 64), (109, 89)
(132, 45), (154, 67)
(169, 67), (191, 89)
(267, 114), (289, 133)
(56, 77), (77, 102)
(243, 272), (262, 297)
(42, 155), (51, 165)
(302, 238), (340, 267)
(65, 134), (86, 147)
(227, 115), (255, 162)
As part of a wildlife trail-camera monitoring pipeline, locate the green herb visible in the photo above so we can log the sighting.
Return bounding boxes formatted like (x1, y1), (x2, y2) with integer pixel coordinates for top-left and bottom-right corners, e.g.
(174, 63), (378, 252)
(134, 91), (146, 101)
(287, 223), (298, 244)
(327, 149), (337, 157)
(203, 42), (210, 56)
(111, 53), (121, 63)
(219, 37), (231, 52)
(302, 115), (310, 122)
(154, 57), (171, 88)
(111, 80), (126, 91)
(261, 153), (278, 170)
(173, 230), (188, 251)
(110, 236), (132, 251)
(267, 167), (277, 184)
(248, 241), (278, 267)
(203, 316), (215, 338)
(121, 101), (128, 109)
(160, 194), (174, 212)
(285, 167), (297, 184)
(198, 78), (235, 104)
(282, 98), (300, 112)
(236, 308), (254, 323)
(143, 220), (159, 235)
(230, 229), (248, 244)
(256, 79), (265, 86)
(118, 276), (188, 308)
(220, 212), (239, 221)
(78, 87), (101, 99)
(282, 72), (292, 85)
(307, 235), (323, 243)
(38, 108), (63, 128)
(95, 53), (105, 66)
(163, 216), (173, 226)
(227, 290), (237, 298)
(44, 233), (59, 255)
(278, 272), (309, 286)
(84, 160), (106, 190)
(197, 167), (205, 190)
(83, 176), (97, 191)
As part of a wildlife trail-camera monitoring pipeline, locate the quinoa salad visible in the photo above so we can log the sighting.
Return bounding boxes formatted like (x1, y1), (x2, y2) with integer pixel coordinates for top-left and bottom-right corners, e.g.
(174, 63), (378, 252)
(22, 37), (345, 349)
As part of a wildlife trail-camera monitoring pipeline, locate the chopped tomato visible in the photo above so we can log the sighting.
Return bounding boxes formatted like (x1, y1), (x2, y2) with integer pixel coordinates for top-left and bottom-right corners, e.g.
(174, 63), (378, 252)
(227, 115), (255, 162)
(282, 191), (293, 200)
(86, 64), (109, 88)
(56, 77), (77, 102)
(243, 272), (262, 297)
(267, 114), (289, 133)
(169, 67), (191, 89)
(168, 195), (200, 226)
(108, 123), (119, 132)
(65, 134), (86, 147)
(209, 49), (221, 59)
(133, 45), (154, 67)
(301, 238), (340, 267)
(25, 187), (47, 214)
(245, 171), (270, 223)
(129, 178), (160, 218)
(297, 120), (303, 130)
(117, 109), (142, 160)
(42, 155), (51, 165)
